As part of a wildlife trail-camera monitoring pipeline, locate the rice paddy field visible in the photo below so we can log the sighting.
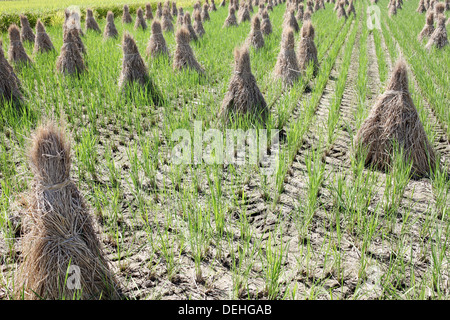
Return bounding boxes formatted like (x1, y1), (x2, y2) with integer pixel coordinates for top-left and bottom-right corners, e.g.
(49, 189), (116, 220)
(1, 0), (450, 300)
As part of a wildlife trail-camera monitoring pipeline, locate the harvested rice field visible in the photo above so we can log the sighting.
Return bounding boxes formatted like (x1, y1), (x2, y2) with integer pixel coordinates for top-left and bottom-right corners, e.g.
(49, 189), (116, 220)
(1, 0), (450, 300)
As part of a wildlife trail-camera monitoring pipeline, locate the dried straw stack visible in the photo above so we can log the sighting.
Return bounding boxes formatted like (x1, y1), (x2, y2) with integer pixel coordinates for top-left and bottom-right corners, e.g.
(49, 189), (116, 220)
(104, 11), (119, 39)
(224, 7), (239, 27)
(172, 1), (179, 16)
(56, 25), (86, 76)
(238, 4), (251, 23)
(274, 27), (300, 86)
(8, 24), (32, 65)
(146, 3), (154, 20)
(173, 26), (205, 75)
(247, 16), (265, 49)
(261, 9), (273, 35)
(119, 32), (163, 104)
(219, 45), (268, 122)
(418, 12), (435, 41)
(298, 21), (318, 76)
(0, 39), (23, 106)
(147, 20), (170, 59)
(284, 8), (299, 33)
(417, 0), (426, 13)
(425, 14), (448, 49)
(20, 15), (35, 44)
(162, 8), (174, 32)
(85, 9), (101, 33)
(123, 5), (133, 24)
(184, 12), (199, 41)
(15, 122), (120, 300)
(193, 10), (206, 37)
(34, 20), (55, 54)
(354, 59), (436, 177)
(202, 4), (211, 21)
(135, 7), (148, 30)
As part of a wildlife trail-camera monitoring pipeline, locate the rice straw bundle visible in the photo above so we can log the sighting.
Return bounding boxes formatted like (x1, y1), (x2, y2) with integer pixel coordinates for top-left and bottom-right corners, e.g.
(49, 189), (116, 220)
(247, 16), (265, 49)
(8, 24), (32, 65)
(20, 15), (35, 43)
(162, 8), (174, 31)
(193, 10), (206, 37)
(145, 3), (154, 20)
(135, 7), (148, 30)
(425, 14), (448, 49)
(173, 26), (205, 74)
(34, 19), (55, 54)
(0, 39), (23, 106)
(56, 25), (86, 76)
(146, 20), (170, 59)
(274, 27), (300, 86)
(122, 4), (133, 24)
(184, 12), (199, 41)
(284, 8), (299, 33)
(202, 4), (211, 21)
(14, 122), (120, 300)
(119, 32), (163, 104)
(354, 59), (436, 177)
(224, 7), (239, 27)
(85, 9), (101, 33)
(104, 11), (119, 39)
(261, 9), (272, 35)
(297, 20), (318, 76)
(418, 12), (435, 41)
(219, 45), (268, 122)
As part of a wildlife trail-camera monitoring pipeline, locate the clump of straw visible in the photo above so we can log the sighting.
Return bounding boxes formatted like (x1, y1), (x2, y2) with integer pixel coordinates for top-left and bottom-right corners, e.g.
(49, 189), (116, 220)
(193, 10), (206, 37)
(85, 9), (101, 33)
(224, 7), (239, 27)
(354, 59), (436, 177)
(0, 39), (23, 106)
(162, 8), (174, 32)
(104, 11), (119, 39)
(15, 122), (121, 300)
(239, 4), (251, 23)
(274, 27), (300, 86)
(296, 3), (304, 22)
(156, 2), (163, 19)
(172, 2), (178, 16)
(8, 24), (32, 65)
(284, 8), (299, 32)
(146, 3), (154, 20)
(135, 7), (148, 30)
(425, 14), (448, 49)
(247, 16), (265, 49)
(34, 20), (55, 54)
(123, 4), (133, 23)
(173, 26), (205, 74)
(177, 8), (185, 26)
(418, 12), (435, 41)
(146, 20), (170, 59)
(20, 15), (35, 44)
(202, 4), (211, 21)
(119, 32), (163, 104)
(56, 25), (86, 76)
(184, 12), (199, 41)
(261, 9), (272, 35)
(219, 45), (268, 122)
(298, 20), (318, 76)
